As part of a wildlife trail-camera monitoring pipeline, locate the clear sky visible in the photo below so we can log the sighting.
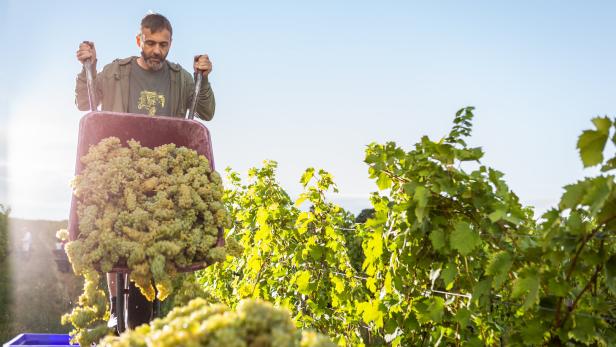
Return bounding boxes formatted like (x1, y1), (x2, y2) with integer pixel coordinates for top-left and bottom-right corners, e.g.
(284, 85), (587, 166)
(1, 1), (615, 220)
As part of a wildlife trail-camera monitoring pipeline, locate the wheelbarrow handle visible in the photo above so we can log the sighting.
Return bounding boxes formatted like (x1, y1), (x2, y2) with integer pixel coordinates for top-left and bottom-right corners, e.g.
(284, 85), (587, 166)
(188, 71), (202, 120)
(82, 41), (97, 112)
(83, 60), (96, 111)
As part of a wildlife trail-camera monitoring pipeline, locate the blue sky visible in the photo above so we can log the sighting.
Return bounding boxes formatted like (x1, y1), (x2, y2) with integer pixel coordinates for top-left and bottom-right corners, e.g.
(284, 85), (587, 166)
(1, 1), (615, 220)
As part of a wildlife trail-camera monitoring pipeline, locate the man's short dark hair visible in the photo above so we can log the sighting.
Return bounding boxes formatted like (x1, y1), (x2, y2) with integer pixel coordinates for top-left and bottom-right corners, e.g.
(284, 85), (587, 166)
(141, 13), (173, 36)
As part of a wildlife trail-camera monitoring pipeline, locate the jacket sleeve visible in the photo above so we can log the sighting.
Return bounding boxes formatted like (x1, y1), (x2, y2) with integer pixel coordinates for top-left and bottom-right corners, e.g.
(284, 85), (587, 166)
(186, 72), (216, 121)
(74, 61), (102, 111)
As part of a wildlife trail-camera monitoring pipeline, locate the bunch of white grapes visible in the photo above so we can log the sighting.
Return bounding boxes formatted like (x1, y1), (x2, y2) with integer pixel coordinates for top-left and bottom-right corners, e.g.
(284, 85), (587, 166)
(61, 137), (240, 346)
(99, 298), (336, 347)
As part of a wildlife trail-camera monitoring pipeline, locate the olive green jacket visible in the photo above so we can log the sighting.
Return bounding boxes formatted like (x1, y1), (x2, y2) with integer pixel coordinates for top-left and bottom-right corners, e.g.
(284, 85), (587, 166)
(75, 56), (215, 121)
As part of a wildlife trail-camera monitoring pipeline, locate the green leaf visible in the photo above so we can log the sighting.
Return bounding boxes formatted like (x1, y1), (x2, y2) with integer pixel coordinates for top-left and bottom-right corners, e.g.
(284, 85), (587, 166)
(593, 116), (613, 134)
(294, 194), (308, 207)
(415, 297), (445, 324)
(450, 221), (480, 256)
(511, 268), (540, 310)
(471, 278), (491, 306)
(300, 167), (315, 186)
(547, 277), (569, 297)
(488, 209), (506, 222)
(455, 147), (484, 161)
(440, 262), (457, 290)
(331, 275), (345, 294)
(295, 270), (312, 295)
(486, 251), (513, 289)
(295, 212), (312, 234)
(520, 320), (546, 345)
(581, 176), (611, 216)
(463, 337), (484, 347)
(404, 313), (419, 332)
(308, 244), (323, 261)
(577, 116), (612, 167)
(413, 186), (429, 222)
(376, 172), (392, 190)
(486, 251), (512, 274)
(559, 181), (587, 210)
(429, 228), (446, 252)
(605, 255), (616, 294)
(566, 211), (584, 235)
(402, 182), (417, 195)
(384, 271), (393, 294)
(360, 300), (384, 328)
(602, 156), (616, 172)
(569, 314), (598, 345)
(454, 307), (471, 326)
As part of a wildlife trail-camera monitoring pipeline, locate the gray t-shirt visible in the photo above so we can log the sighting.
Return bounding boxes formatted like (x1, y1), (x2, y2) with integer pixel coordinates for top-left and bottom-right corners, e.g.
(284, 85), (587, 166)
(128, 60), (171, 116)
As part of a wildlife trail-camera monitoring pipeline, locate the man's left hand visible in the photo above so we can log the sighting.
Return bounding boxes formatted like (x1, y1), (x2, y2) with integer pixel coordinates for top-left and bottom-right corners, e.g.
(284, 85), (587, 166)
(194, 54), (212, 77)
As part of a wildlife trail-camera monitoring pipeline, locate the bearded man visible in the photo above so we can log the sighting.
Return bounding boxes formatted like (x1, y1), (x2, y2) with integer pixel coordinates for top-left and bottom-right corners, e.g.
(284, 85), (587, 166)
(75, 12), (215, 120)
(73, 12), (216, 332)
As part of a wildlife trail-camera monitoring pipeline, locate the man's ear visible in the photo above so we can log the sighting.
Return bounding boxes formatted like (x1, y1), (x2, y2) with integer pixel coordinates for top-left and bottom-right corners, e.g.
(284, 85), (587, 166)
(136, 34), (142, 48)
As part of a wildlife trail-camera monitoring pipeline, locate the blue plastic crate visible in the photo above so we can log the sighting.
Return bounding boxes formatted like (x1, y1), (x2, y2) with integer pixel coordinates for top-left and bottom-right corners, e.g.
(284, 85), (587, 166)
(3, 334), (78, 347)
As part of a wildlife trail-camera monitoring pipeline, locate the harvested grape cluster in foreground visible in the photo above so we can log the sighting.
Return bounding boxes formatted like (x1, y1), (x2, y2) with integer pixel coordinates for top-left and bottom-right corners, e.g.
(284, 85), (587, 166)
(62, 137), (237, 346)
(99, 298), (336, 347)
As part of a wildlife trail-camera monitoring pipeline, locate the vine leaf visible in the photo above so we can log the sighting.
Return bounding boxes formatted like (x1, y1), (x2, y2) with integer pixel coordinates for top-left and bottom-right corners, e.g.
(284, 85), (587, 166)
(440, 262), (457, 290)
(415, 297), (445, 324)
(376, 172), (392, 190)
(295, 270), (311, 295)
(360, 300), (384, 328)
(511, 268), (540, 310)
(300, 167), (315, 186)
(450, 221), (479, 256)
(486, 251), (513, 289)
(569, 314), (599, 345)
(413, 186), (429, 222)
(430, 228), (446, 252)
(560, 181), (587, 210)
(577, 117), (612, 167)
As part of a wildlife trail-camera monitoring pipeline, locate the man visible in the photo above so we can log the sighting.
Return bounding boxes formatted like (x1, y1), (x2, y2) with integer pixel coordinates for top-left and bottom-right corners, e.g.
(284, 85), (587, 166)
(75, 13), (215, 120)
(74, 13), (216, 331)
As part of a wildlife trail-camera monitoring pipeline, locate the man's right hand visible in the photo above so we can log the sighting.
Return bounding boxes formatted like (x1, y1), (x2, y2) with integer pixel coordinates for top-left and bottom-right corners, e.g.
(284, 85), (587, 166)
(76, 41), (96, 64)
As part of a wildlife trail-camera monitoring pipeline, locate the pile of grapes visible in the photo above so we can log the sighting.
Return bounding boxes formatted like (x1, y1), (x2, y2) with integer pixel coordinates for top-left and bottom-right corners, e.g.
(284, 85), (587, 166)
(61, 137), (238, 345)
(99, 298), (335, 347)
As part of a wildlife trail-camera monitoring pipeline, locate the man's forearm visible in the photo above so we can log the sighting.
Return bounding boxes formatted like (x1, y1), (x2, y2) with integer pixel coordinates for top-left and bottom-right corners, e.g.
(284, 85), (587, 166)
(195, 81), (215, 121)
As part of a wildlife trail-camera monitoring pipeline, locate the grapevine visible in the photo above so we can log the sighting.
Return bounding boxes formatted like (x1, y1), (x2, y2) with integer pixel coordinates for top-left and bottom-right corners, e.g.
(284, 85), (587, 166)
(197, 109), (616, 346)
(199, 163), (366, 345)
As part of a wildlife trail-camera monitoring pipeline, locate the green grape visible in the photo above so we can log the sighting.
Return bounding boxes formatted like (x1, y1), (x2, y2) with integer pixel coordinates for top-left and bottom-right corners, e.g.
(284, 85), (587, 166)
(55, 228), (69, 241)
(99, 298), (334, 347)
(207, 246), (227, 263)
(61, 272), (111, 346)
(61, 137), (236, 345)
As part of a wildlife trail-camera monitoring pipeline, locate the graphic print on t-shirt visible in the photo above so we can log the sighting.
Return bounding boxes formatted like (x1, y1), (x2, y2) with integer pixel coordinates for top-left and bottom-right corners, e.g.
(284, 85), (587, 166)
(137, 90), (166, 116)
(129, 59), (171, 116)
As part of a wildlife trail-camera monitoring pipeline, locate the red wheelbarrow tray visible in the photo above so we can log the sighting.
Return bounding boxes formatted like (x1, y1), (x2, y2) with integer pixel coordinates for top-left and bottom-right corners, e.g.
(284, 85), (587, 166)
(67, 111), (222, 273)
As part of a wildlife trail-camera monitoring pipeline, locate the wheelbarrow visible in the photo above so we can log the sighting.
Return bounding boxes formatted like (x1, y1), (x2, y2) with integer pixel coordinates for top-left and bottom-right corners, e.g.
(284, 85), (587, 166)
(67, 57), (221, 333)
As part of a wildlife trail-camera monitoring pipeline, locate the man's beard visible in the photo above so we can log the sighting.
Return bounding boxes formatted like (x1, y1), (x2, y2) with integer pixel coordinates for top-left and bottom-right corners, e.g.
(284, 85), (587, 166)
(141, 51), (166, 71)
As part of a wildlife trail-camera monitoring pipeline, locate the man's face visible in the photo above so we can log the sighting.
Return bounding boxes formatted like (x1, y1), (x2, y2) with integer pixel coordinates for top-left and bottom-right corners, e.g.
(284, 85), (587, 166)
(138, 27), (171, 71)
